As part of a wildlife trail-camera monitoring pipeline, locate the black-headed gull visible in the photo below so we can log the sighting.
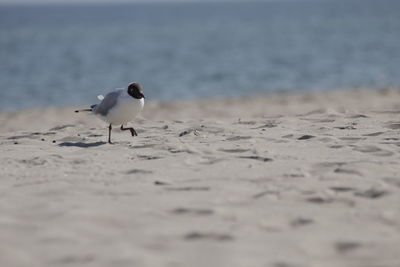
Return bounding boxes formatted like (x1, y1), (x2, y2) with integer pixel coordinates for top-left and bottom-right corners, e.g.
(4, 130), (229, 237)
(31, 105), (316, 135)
(76, 82), (145, 144)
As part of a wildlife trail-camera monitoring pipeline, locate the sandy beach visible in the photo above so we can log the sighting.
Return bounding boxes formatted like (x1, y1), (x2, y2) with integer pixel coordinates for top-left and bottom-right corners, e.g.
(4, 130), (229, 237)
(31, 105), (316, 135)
(1, 89), (400, 267)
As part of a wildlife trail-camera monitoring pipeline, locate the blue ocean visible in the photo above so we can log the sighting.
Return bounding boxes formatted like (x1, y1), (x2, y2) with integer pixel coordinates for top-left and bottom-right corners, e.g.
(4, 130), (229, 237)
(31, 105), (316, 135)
(0, 0), (399, 110)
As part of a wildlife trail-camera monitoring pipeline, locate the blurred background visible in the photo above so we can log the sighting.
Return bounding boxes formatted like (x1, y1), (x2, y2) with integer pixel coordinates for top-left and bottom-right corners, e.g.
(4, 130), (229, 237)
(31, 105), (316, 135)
(0, 0), (399, 111)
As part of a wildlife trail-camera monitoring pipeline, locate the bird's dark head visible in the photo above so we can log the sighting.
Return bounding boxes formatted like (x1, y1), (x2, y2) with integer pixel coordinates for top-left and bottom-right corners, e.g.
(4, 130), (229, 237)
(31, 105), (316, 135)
(127, 82), (145, 99)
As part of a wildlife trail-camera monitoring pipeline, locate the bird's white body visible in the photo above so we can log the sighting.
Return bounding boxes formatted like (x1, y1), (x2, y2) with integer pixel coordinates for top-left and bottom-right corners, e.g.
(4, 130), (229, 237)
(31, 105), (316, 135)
(95, 89), (144, 125)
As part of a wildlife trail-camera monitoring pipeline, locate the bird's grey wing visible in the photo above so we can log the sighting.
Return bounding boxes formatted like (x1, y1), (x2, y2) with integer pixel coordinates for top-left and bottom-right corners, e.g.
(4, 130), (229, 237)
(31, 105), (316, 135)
(92, 90), (121, 116)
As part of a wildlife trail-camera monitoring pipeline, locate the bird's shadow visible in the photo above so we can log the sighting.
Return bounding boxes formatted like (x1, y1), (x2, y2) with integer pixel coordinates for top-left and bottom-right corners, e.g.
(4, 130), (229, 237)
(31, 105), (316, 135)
(58, 141), (107, 148)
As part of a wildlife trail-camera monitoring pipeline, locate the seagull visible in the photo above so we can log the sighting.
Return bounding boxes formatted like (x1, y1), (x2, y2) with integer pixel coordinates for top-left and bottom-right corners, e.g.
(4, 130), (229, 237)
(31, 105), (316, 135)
(75, 82), (145, 144)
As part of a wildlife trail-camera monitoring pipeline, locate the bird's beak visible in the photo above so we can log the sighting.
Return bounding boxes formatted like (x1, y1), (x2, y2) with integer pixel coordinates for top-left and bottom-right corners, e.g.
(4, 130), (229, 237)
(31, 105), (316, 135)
(141, 93), (145, 99)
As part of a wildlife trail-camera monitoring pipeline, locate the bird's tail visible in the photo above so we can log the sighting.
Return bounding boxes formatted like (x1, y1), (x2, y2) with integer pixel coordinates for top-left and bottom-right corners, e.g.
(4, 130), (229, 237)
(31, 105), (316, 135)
(75, 104), (97, 113)
(74, 108), (92, 113)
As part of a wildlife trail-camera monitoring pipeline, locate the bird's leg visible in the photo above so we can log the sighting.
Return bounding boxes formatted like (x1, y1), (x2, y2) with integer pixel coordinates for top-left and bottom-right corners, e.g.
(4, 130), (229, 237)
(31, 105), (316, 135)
(108, 124), (113, 144)
(121, 125), (138, 137)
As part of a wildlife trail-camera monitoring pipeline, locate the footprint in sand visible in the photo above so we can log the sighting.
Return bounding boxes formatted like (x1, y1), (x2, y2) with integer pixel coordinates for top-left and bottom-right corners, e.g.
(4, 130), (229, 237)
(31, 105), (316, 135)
(311, 162), (362, 177)
(328, 144), (344, 149)
(305, 195), (355, 206)
(274, 261), (305, 267)
(251, 121), (278, 129)
(289, 217), (314, 228)
(165, 186), (210, 191)
(383, 177), (400, 188)
(339, 137), (366, 144)
(310, 162), (345, 175)
(379, 137), (400, 146)
(218, 148), (251, 153)
(137, 155), (163, 160)
(166, 146), (198, 154)
(129, 143), (157, 149)
(7, 132), (56, 140)
(301, 118), (336, 123)
(252, 190), (279, 199)
(154, 180), (169, 186)
(334, 124), (357, 130)
(385, 122), (400, 130)
(14, 179), (55, 187)
(329, 186), (355, 193)
(179, 128), (201, 137)
(225, 136), (252, 141)
(236, 119), (257, 125)
(172, 207), (214, 215)
(333, 168), (362, 176)
(306, 196), (333, 204)
(335, 241), (362, 254)
(353, 145), (394, 156)
(18, 157), (47, 166)
(363, 132), (384, 137)
(184, 232), (233, 241)
(354, 188), (389, 199)
(297, 135), (315, 140)
(198, 156), (225, 165)
(49, 124), (75, 131)
(70, 158), (88, 165)
(17, 154), (63, 166)
(125, 169), (153, 174)
(346, 114), (368, 119)
(178, 125), (224, 137)
(239, 156), (273, 162)
(317, 137), (336, 143)
(281, 134), (316, 140)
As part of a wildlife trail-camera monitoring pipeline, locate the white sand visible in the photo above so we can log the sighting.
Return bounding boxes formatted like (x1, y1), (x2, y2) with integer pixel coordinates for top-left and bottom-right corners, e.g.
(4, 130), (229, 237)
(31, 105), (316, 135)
(1, 89), (400, 267)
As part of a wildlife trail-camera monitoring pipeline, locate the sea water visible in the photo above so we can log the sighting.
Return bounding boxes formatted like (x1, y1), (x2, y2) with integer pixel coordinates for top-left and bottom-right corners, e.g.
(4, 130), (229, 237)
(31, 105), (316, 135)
(0, 0), (399, 110)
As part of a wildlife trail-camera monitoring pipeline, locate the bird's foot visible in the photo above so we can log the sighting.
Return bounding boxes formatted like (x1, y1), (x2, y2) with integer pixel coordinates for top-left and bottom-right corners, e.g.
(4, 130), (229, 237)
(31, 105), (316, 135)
(121, 125), (138, 137)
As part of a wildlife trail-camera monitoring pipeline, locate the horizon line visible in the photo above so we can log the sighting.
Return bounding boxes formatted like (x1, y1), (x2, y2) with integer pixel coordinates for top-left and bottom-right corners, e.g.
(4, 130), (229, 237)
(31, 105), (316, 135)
(0, 0), (344, 7)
